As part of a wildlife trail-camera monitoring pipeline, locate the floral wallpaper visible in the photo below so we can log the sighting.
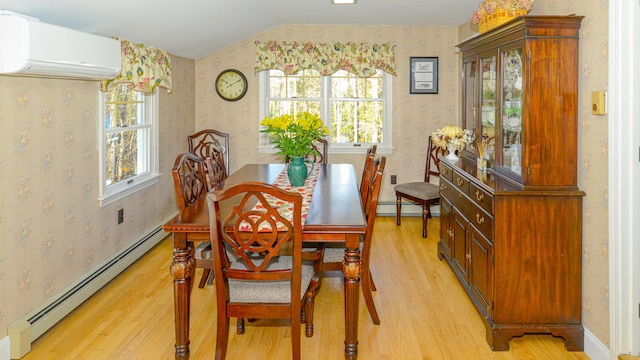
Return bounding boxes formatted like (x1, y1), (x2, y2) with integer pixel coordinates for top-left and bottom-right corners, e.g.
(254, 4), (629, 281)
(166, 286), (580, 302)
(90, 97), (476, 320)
(195, 0), (610, 349)
(0, 55), (195, 339)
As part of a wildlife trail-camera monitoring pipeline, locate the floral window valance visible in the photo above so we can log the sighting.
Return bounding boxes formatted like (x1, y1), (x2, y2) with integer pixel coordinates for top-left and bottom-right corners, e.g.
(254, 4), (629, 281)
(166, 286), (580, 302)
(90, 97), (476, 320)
(100, 38), (172, 94)
(255, 41), (396, 77)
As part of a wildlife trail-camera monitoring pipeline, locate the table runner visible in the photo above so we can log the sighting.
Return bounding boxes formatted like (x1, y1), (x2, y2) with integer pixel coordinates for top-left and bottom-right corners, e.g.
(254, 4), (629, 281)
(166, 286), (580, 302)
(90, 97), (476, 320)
(238, 164), (320, 232)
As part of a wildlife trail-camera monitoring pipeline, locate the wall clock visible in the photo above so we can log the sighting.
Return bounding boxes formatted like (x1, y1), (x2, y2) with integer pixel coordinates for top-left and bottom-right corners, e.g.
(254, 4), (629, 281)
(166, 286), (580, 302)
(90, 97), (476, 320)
(215, 69), (248, 101)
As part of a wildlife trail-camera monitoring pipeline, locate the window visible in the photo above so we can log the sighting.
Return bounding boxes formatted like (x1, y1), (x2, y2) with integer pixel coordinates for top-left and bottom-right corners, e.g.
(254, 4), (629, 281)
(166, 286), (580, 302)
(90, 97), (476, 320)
(259, 69), (392, 154)
(98, 84), (160, 207)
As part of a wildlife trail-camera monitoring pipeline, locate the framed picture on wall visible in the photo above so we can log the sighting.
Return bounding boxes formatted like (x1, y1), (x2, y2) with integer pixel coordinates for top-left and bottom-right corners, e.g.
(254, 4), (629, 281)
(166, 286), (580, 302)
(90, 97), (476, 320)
(410, 57), (438, 94)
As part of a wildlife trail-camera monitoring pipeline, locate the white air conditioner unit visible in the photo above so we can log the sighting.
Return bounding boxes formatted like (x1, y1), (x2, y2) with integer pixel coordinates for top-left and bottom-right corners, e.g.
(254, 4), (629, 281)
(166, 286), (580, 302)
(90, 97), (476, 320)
(0, 12), (121, 80)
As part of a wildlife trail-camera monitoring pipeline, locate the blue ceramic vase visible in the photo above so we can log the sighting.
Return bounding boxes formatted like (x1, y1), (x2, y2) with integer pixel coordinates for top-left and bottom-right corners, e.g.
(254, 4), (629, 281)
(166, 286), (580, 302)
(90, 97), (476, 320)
(287, 157), (314, 186)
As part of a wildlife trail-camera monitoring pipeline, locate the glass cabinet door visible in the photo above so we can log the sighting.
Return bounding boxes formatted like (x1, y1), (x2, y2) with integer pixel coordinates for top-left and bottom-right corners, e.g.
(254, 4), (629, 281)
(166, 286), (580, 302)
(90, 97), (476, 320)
(462, 56), (477, 155)
(501, 48), (523, 176)
(480, 54), (497, 165)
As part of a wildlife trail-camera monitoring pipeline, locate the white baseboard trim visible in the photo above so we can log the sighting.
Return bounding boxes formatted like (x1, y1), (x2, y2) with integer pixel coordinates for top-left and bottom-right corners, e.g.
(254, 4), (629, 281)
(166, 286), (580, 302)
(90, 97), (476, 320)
(0, 336), (10, 360)
(7, 213), (177, 359)
(584, 326), (611, 360)
(376, 201), (440, 217)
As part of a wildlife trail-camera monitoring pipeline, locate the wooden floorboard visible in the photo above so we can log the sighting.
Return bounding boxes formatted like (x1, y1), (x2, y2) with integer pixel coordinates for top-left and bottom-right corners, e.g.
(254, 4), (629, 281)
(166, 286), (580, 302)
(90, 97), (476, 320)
(23, 216), (591, 359)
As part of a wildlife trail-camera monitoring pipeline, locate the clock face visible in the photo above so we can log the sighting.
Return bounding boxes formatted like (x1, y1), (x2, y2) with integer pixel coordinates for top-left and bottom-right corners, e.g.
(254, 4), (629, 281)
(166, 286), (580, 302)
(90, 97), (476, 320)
(215, 69), (248, 101)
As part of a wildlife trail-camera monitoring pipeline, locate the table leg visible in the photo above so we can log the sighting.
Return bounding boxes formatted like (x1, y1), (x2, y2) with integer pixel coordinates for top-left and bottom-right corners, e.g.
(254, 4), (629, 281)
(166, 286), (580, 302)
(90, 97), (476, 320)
(170, 233), (194, 359)
(342, 234), (361, 359)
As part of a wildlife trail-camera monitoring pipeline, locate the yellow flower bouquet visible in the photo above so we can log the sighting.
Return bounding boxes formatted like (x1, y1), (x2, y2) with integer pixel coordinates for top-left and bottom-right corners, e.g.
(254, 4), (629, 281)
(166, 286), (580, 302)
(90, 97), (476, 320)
(260, 112), (329, 160)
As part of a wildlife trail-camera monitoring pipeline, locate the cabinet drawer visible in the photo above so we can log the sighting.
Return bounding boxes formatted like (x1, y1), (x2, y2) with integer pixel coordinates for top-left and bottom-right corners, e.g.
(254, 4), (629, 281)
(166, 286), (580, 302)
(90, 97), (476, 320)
(470, 204), (493, 240)
(439, 177), (458, 203)
(440, 162), (453, 181)
(452, 171), (470, 195)
(470, 182), (493, 214)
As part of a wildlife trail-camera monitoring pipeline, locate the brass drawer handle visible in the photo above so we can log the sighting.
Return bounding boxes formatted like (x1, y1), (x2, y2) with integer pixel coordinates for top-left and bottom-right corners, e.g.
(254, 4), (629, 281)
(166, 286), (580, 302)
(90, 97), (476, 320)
(456, 177), (464, 186)
(447, 229), (453, 238)
(475, 190), (484, 201)
(442, 168), (449, 175)
(476, 213), (485, 224)
(440, 184), (448, 190)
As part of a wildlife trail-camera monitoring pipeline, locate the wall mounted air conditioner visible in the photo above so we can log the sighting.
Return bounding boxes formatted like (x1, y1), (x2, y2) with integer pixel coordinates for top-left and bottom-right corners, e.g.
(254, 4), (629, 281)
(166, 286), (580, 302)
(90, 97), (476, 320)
(0, 11), (121, 80)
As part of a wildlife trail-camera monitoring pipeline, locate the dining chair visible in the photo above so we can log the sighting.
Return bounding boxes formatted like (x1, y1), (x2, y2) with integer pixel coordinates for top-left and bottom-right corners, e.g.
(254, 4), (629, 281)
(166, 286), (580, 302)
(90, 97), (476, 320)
(187, 128), (230, 179)
(394, 135), (444, 238)
(321, 155), (386, 325)
(206, 181), (323, 360)
(171, 152), (215, 288)
(285, 138), (328, 165)
(359, 144), (377, 206)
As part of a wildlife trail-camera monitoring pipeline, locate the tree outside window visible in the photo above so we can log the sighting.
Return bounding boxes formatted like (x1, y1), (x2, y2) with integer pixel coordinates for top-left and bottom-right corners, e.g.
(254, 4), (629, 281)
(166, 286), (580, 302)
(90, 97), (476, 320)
(99, 84), (159, 207)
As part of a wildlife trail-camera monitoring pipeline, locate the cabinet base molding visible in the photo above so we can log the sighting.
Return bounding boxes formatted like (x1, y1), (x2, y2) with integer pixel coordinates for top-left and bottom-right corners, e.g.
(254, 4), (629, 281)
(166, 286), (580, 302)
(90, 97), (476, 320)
(485, 323), (584, 351)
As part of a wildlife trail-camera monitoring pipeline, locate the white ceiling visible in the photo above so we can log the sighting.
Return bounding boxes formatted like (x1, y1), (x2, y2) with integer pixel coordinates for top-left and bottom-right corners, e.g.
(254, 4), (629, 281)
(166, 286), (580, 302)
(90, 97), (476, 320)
(0, 0), (479, 59)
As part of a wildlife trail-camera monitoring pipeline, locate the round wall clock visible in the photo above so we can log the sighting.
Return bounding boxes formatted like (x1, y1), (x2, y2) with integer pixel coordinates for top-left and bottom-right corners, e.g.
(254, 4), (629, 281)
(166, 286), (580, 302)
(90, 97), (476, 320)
(215, 69), (248, 101)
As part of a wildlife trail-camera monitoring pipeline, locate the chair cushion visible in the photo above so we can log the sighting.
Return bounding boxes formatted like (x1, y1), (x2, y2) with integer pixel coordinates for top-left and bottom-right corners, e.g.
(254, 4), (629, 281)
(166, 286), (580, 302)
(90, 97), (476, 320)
(195, 241), (236, 261)
(394, 182), (440, 201)
(323, 243), (363, 263)
(195, 241), (212, 260)
(228, 257), (315, 303)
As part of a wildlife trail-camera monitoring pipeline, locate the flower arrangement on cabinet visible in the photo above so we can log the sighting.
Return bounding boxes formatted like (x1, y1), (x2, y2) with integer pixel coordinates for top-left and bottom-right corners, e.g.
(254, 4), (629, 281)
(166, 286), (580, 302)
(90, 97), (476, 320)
(431, 125), (474, 153)
(260, 112), (329, 160)
(471, 0), (534, 24)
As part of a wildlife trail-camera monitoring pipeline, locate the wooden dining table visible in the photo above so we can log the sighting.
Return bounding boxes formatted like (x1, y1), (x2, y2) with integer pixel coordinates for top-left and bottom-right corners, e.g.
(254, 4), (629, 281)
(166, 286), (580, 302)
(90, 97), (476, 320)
(162, 163), (367, 359)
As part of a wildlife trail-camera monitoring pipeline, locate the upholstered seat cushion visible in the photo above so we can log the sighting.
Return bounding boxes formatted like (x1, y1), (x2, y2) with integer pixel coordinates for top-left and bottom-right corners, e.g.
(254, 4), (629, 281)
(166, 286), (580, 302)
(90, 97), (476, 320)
(195, 241), (212, 260)
(323, 242), (363, 263)
(228, 256), (314, 303)
(195, 241), (236, 261)
(393, 182), (439, 201)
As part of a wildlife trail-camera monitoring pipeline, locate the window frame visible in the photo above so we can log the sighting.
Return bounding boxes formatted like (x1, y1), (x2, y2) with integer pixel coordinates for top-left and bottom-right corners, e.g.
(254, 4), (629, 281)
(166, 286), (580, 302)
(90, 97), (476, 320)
(98, 86), (161, 207)
(258, 70), (393, 155)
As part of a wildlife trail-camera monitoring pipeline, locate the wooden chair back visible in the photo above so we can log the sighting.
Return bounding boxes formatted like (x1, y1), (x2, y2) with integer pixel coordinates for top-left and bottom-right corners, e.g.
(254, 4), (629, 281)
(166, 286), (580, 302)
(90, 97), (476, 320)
(188, 129), (230, 175)
(285, 138), (328, 165)
(171, 153), (209, 211)
(425, 136), (444, 182)
(359, 145), (377, 206)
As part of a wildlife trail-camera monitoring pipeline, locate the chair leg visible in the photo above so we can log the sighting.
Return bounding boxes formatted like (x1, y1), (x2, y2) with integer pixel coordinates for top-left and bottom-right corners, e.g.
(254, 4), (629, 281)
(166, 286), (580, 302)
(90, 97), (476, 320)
(396, 195), (402, 225)
(236, 318), (245, 335)
(215, 314), (230, 360)
(292, 306), (302, 360)
(421, 205), (429, 238)
(198, 269), (211, 288)
(361, 265), (380, 325)
(304, 293), (315, 337)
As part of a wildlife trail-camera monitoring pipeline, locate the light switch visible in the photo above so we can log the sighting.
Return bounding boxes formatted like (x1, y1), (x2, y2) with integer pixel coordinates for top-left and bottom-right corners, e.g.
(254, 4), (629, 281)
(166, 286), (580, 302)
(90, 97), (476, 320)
(591, 91), (606, 115)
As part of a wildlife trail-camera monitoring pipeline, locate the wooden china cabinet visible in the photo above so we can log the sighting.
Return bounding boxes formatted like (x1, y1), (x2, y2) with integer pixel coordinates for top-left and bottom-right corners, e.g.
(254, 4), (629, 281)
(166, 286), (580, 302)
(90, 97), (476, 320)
(438, 16), (585, 351)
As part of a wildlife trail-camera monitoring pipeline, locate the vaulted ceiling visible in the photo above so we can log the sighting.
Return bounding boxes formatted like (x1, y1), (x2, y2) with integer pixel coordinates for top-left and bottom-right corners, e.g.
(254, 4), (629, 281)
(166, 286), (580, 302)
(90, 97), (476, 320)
(2, 0), (479, 59)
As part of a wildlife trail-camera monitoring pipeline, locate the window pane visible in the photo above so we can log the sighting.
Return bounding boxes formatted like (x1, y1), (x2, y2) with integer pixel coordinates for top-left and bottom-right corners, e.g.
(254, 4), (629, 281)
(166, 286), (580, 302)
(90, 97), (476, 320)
(268, 100), (321, 117)
(105, 127), (149, 185)
(331, 100), (383, 143)
(269, 69), (321, 98)
(331, 70), (383, 99)
(105, 86), (145, 129)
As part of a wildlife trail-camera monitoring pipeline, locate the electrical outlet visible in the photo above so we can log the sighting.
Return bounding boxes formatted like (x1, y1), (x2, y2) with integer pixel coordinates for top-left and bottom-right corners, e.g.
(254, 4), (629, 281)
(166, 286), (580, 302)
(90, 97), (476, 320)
(390, 175), (397, 184)
(117, 209), (124, 224)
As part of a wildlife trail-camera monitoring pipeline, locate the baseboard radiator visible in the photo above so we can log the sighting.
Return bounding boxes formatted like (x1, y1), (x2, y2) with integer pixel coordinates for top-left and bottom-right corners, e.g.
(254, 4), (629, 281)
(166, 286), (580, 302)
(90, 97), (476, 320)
(8, 214), (175, 359)
(376, 201), (440, 217)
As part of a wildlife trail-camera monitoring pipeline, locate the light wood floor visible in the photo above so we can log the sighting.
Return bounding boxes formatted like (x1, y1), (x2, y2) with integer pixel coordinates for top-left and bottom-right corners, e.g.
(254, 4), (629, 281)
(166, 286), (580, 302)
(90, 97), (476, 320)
(23, 216), (591, 359)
